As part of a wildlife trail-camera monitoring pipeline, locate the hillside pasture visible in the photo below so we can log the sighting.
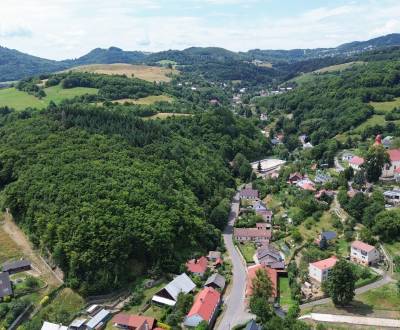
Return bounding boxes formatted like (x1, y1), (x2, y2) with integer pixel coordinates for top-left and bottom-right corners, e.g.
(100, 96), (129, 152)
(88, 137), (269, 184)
(112, 95), (173, 105)
(0, 86), (98, 111)
(67, 63), (179, 82)
(0, 224), (23, 264)
(314, 61), (365, 74)
(144, 112), (192, 120)
(370, 97), (400, 113)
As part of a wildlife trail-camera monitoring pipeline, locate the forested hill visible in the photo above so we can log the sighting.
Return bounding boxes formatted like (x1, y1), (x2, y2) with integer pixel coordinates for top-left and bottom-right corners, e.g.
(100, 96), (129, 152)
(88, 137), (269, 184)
(2, 33), (400, 82)
(0, 103), (268, 294)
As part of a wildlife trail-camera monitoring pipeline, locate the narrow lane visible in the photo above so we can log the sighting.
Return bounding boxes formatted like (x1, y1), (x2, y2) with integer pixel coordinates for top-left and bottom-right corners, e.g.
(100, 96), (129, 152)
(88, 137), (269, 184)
(217, 192), (254, 330)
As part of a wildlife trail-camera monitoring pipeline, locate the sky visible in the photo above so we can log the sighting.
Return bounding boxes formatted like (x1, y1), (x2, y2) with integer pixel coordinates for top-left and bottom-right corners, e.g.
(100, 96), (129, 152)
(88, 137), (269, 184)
(1, 0), (400, 60)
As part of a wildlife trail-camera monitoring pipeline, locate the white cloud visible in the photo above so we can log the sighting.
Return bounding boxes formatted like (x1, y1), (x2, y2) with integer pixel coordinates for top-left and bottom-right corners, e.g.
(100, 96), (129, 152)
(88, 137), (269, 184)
(0, 0), (399, 59)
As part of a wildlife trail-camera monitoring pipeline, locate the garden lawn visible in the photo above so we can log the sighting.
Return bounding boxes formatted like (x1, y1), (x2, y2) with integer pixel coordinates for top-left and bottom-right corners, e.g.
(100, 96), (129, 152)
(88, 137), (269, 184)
(126, 281), (166, 314)
(279, 277), (295, 308)
(370, 97), (400, 113)
(0, 224), (23, 263)
(237, 242), (256, 263)
(297, 211), (336, 241)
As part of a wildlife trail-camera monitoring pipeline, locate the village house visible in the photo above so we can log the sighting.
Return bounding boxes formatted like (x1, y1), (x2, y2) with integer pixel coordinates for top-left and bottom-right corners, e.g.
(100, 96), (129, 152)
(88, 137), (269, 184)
(349, 156), (364, 171)
(86, 309), (111, 330)
(351, 241), (380, 266)
(383, 136), (393, 149)
(68, 319), (87, 330)
(303, 142), (313, 149)
(315, 171), (332, 184)
(315, 189), (334, 200)
(383, 188), (400, 205)
(186, 256), (208, 277)
(253, 201), (273, 224)
(246, 264), (278, 302)
(183, 287), (221, 328)
(256, 245), (285, 269)
(315, 231), (337, 249)
(381, 149), (400, 179)
(41, 322), (68, 330)
(234, 227), (271, 245)
(296, 178), (316, 191)
(342, 152), (354, 162)
(0, 272), (12, 300)
(2, 259), (31, 274)
(239, 188), (259, 201)
(207, 251), (221, 262)
(308, 256), (338, 283)
(204, 273), (226, 290)
(152, 273), (196, 306)
(86, 305), (102, 316)
(111, 313), (156, 330)
(288, 172), (303, 184)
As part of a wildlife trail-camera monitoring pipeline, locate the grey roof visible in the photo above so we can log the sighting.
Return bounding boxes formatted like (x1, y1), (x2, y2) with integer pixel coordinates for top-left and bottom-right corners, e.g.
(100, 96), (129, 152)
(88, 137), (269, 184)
(164, 273), (196, 300)
(0, 272), (13, 298)
(268, 261), (286, 269)
(321, 231), (337, 241)
(2, 259), (31, 272)
(86, 309), (111, 329)
(257, 245), (281, 261)
(253, 201), (267, 211)
(69, 319), (87, 328)
(240, 188), (259, 198)
(207, 251), (221, 259)
(205, 273), (226, 289)
(245, 320), (261, 330)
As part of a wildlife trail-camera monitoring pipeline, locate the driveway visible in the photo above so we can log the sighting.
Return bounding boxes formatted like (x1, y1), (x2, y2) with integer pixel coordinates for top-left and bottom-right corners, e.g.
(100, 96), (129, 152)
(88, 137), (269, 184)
(217, 192), (255, 330)
(299, 313), (400, 328)
(334, 157), (344, 172)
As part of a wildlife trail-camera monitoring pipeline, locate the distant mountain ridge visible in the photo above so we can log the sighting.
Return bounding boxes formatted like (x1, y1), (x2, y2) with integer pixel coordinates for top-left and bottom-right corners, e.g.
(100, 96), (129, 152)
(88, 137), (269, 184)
(1, 33), (400, 82)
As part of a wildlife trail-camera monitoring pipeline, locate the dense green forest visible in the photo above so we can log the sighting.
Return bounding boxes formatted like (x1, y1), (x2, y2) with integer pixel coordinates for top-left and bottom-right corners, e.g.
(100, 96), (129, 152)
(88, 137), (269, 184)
(0, 102), (268, 294)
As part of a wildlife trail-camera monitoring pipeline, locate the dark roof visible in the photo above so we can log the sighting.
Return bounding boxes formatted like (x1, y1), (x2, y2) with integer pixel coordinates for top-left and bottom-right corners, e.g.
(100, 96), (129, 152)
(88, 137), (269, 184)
(245, 320), (262, 330)
(204, 273), (226, 289)
(239, 188), (259, 198)
(321, 231), (337, 241)
(2, 259), (31, 272)
(257, 245), (281, 261)
(0, 272), (12, 298)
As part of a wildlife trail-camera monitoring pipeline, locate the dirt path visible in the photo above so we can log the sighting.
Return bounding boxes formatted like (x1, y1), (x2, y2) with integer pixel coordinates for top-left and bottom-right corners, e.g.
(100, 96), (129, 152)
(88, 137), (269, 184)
(2, 212), (64, 288)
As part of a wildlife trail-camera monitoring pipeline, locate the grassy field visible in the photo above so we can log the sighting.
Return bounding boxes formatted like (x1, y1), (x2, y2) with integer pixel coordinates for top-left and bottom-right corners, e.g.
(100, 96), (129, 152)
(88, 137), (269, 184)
(370, 97), (400, 113)
(144, 112), (192, 120)
(0, 86), (98, 111)
(279, 277), (295, 308)
(0, 225), (23, 264)
(297, 211), (336, 241)
(237, 242), (256, 263)
(112, 95), (173, 105)
(302, 283), (400, 319)
(68, 64), (179, 82)
(126, 281), (166, 314)
(353, 115), (386, 133)
(384, 241), (400, 257)
(314, 61), (365, 74)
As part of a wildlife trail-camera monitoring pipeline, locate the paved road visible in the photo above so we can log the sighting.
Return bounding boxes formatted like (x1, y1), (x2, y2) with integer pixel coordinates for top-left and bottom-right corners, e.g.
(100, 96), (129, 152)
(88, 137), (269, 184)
(217, 192), (254, 330)
(300, 273), (394, 309)
(299, 313), (400, 328)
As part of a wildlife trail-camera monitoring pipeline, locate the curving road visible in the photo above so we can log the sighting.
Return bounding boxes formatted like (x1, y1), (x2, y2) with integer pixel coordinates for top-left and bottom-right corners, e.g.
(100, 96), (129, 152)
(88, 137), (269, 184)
(217, 192), (254, 330)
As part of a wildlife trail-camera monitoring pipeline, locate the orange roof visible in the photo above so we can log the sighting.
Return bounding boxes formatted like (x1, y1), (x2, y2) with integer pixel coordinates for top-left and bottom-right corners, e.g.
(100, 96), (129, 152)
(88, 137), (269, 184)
(310, 256), (338, 270)
(112, 313), (155, 329)
(246, 264), (278, 298)
(349, 156), (364, 166)
(187, 287), (221, 322)
(351, 240), (375, 253)
(186, 256), (208, 274)
(388, 149), (400, 162)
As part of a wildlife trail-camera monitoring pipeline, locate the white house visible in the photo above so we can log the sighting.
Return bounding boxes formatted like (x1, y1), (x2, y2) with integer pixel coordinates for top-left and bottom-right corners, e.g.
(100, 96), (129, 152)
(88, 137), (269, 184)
(41, 322), (68, 330)
(351, 241), (380, 266)
(342, 152), (354, 162)
(381, 149), (400, 179)
(308, 256), (338, 283)
(152, 273), (196, 306)
(349, 156), (364, 171)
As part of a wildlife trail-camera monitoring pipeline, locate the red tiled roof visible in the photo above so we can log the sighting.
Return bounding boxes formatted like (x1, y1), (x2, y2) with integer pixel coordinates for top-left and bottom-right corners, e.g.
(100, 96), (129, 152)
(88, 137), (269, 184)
(187, 287), (221, 322)
(234, 228), (272, 239)
(388, 149), (400, 162)
(186, 256), (208, 274)
(351, 240), (375, 253)
(310, 256), (338, 271)
(349, 156), (364, 166)
(112, 314), (155, 329)
(246, 264), (278, 297)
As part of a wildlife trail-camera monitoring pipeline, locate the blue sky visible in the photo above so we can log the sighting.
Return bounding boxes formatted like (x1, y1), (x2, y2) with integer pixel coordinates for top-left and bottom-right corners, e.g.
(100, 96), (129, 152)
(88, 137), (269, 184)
(1, 0), (400, 60)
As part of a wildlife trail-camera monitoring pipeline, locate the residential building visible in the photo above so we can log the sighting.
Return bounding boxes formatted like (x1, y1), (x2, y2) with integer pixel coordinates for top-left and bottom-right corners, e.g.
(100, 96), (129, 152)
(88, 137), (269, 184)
(256, 245), (285, 269)
(288, 172), (303, 184)
(184, 287), (221, 328)
(296, 178), (316, 191)
(0, 272), (12, 300)
(86, 305), (101, 316)
(351, 241), (380, 266)
(86, 309), (111, 330)
(315, 171), (332, 184)
(308, 256), (338, 283)
(315, 189), (334, 200)
(253, 201), (273, 224)
(303, 142), (313, 149)
(68, 319), (87, 330)
(383, 189), (400, 205)
(186, 256), (208, 277)
(234, 227), (271, 244)
(383, 136), (393, 149)
(342, 152), (354, 161)
(246, 264), (278, 300)
(152, 273), (196, 306)
(111, 313), (155, 330)
(207, 251), (221, 262)
(382, 149), (400, 178)
(239, 188), (259, 201)
(41, 322), (68, 330)
(349, 156), (364, 171)
(204, 273), (226, 290)
(315, 231), (337, 248)
(2, 259), (31, 274)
